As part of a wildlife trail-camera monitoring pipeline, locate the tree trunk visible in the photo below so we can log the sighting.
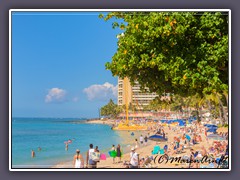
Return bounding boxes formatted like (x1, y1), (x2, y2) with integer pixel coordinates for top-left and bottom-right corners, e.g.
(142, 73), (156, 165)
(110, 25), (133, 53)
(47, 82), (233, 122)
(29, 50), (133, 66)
(206, 99), (213, 121)
(216, 93), (227, 125)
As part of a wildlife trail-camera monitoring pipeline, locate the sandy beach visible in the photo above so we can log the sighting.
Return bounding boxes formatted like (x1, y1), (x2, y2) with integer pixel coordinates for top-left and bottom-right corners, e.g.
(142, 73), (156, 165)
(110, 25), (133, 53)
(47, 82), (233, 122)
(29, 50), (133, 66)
(85, 118), (115, 125)
(52, 119), (228, 169)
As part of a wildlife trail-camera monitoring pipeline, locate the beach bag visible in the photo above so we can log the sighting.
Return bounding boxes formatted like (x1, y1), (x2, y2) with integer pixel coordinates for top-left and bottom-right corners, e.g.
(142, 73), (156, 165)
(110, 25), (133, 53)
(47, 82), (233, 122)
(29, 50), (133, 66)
(100, 153), (107, 160)
(152, 146), (160, 155)
(109, 150), (117, 158)
(90, 151), (100, 162)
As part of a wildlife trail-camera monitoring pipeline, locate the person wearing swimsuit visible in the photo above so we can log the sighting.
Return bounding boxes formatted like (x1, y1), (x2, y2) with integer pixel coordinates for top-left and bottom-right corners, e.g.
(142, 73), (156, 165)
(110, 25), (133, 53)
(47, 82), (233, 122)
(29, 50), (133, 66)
(73, 149), (84, 168)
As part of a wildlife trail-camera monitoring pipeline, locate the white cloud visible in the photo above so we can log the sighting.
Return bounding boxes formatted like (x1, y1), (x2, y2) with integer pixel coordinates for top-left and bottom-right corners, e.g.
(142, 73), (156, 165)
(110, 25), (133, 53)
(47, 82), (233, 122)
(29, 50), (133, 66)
(45, 88), (67, 103)
(83, 82), (118, 101)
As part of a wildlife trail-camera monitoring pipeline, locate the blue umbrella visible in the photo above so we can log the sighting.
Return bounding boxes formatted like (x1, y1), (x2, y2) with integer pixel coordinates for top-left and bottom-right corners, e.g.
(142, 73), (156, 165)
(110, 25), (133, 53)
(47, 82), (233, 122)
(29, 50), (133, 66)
(149, 135), (168, 142)
(179, 122), (185, 126)
(207, 127), (218, 130)
(207, 128), (217, 133)
(204, 124), (218, 128)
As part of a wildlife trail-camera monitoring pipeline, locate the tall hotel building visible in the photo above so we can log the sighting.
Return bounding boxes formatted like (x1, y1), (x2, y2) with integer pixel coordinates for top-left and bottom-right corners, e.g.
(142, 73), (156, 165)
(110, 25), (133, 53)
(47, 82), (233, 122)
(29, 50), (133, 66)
(117, 77), (159, 109)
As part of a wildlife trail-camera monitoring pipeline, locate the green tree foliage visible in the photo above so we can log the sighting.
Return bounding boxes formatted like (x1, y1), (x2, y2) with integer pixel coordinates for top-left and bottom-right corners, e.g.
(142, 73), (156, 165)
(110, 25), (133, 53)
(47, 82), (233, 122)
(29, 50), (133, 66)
(100, 99), (122, 118)
(100, 11), (229, 97)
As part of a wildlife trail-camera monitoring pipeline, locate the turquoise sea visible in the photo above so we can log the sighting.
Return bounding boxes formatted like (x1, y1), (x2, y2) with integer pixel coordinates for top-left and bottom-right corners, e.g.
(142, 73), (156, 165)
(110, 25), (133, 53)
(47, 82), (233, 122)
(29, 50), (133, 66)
(12, 117), (143, 168)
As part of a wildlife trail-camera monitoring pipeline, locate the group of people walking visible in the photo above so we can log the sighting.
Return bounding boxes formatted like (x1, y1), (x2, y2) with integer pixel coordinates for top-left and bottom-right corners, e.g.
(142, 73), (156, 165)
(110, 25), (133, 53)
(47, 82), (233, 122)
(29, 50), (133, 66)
(73, 144), (100, 168)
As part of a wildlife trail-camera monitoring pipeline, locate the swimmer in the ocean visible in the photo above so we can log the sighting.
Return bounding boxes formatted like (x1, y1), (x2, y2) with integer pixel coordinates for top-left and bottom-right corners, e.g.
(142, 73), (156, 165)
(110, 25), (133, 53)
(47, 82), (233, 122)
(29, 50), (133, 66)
(31, 149), (35, 158)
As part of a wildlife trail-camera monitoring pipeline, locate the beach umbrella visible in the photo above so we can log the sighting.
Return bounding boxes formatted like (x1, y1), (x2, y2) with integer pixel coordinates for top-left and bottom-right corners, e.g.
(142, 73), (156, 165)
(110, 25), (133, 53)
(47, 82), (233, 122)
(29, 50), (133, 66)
(207, 127), (218, 131)
(178, 120), (185, 126)
(149, 135), (168, 142)
(207, 128), (217, 133)
(204, 124), (218, 128)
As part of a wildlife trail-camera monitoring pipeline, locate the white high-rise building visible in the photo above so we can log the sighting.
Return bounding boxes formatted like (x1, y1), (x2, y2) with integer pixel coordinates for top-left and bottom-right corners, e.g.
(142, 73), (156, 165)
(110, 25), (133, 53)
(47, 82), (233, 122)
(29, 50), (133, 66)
(117, 77), (158, 109)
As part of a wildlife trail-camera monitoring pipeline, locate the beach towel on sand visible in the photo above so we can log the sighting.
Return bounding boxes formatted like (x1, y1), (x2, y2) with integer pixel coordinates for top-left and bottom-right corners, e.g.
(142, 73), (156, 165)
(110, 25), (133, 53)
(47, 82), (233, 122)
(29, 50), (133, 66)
(152, 145), (161, 155)
(159, 149), (164, 154)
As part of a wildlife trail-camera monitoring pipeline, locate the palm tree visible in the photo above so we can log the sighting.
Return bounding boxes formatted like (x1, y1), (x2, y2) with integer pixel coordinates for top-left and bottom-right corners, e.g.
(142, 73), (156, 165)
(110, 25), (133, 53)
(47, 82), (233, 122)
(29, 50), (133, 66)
(204, 92), (228, 125)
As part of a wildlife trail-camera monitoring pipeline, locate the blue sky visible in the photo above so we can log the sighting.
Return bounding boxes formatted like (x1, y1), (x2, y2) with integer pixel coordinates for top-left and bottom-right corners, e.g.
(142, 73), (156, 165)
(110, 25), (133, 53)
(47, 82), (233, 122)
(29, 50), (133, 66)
(12, 11), (123, 118)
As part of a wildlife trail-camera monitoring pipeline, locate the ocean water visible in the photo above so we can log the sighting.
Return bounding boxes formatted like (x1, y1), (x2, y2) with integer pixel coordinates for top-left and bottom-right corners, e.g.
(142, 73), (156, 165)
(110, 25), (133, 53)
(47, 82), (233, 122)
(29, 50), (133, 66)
(11, 117), (143, 168)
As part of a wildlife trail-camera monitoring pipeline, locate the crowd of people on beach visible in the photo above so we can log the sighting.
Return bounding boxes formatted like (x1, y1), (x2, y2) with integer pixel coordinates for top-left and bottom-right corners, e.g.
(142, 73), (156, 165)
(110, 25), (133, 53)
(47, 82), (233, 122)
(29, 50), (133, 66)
(41, 118), (228, 169)
(70, 121), (228, 168)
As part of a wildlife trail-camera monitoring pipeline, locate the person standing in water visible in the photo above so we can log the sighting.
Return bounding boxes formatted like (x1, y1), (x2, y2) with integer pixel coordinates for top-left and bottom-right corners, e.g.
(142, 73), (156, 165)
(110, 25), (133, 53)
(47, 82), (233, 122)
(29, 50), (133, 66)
(31, 149), (35, 158)
(73, 149), (84, 168)
(65, 143), (68, 151)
